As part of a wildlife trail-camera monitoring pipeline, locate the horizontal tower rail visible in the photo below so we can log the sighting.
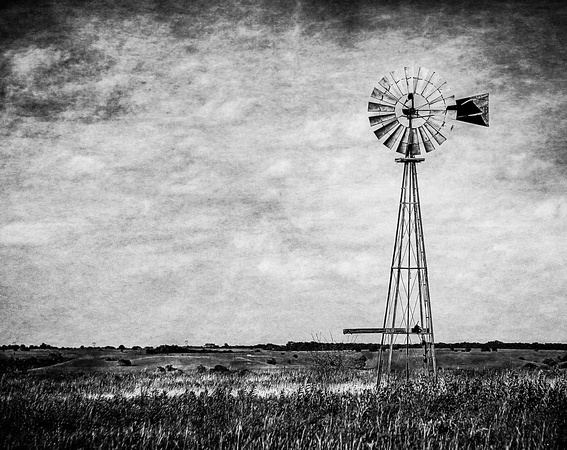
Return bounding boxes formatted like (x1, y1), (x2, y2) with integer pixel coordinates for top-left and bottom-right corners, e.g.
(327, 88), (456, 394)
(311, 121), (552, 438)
(343, 327), (430, 335)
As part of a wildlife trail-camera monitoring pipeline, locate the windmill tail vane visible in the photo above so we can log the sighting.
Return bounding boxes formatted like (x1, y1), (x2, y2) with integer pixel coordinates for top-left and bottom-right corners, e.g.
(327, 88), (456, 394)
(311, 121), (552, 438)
(449, 93), (489, 127)
(343, 67), (489, 382)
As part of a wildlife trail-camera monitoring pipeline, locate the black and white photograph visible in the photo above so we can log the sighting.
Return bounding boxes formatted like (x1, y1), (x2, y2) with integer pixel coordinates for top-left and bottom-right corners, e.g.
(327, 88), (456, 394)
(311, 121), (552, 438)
(1, 0), (566, 448)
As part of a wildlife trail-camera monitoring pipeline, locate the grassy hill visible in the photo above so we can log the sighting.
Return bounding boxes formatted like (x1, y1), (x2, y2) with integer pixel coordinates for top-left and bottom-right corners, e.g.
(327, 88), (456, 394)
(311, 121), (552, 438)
(2, 346), (566, 374)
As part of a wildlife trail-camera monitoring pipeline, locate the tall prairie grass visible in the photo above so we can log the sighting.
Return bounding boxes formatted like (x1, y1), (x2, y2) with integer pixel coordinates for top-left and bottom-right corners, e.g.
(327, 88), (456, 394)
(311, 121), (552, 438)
(1, 369), (566, 449)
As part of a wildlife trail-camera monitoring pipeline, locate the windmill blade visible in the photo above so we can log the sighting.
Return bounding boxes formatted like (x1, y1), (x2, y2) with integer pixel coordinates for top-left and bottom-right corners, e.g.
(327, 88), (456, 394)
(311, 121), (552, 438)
(418, 127), (436, 153)
(368, 102), (395, 113)
(389, 70), (406, 97)
(397, 127), (411, 156)
(409, 128), (420, 156)
(384, 124), (405, 150)
(369, 114), (397, 127)
(370, 86), (398, 104)
(420, 71), (441, 98)
(426, 90), (452, 106)
(428, 94), (455, 110)
(380, 73), (403, 99)
(413, 67), (429, 96)
(414, 110), (449, 119)
(373, 118), (399, 139)
(378, 75), (393, 90)
(444, 94), (456, 108)
(403, 67), (414, 96)
(423, 121), (447, 145)
(399, 127), (421, 156)
(369, 115), (398, 139)
(452, 93), (489, 126)
(426, 116), (442, 130)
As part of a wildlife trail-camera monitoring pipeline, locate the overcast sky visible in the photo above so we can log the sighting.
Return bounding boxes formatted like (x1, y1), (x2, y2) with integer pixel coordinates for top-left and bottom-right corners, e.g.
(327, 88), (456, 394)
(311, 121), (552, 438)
(1, 0), (566, 346)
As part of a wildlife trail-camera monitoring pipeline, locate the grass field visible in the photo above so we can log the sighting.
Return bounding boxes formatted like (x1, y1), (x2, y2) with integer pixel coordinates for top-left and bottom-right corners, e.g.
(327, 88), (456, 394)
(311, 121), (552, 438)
(1, 348), (567, 449)
(1, 368), (566, 449)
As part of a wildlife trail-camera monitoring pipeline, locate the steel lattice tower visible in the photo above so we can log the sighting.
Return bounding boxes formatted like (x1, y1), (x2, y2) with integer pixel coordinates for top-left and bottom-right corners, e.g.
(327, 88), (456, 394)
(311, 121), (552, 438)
(343, 66), (489, 382)
(376, 156), (435, 380)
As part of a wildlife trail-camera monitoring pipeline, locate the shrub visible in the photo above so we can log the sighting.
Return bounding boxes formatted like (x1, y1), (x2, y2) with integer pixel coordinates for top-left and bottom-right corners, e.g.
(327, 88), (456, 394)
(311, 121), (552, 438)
(543, 358), (557, 366)
(210, 364), (230, 374)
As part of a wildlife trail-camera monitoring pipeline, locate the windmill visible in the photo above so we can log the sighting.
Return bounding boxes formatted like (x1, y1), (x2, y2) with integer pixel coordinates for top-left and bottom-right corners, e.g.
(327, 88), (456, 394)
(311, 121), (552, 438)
(343, 67), (489, 381)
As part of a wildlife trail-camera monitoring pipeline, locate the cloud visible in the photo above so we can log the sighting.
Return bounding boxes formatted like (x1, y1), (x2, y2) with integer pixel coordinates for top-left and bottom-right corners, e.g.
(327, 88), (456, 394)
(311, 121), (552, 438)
(264, 159), (292, 177)
(0, 222), (82, 247)
(1, 0), (566, 346)
(534, 199), (566, 220)
(11, 47), (63, 76)
(65, 155), (105, 176)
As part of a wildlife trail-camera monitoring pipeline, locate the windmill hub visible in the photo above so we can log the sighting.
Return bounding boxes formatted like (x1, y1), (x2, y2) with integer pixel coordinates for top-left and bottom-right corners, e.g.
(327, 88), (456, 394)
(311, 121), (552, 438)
(397, 94), (428, 128)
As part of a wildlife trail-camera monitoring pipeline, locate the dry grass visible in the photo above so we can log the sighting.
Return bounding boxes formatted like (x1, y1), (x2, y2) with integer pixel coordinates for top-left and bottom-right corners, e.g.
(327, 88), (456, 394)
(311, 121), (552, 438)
(1, 368), (566, 449)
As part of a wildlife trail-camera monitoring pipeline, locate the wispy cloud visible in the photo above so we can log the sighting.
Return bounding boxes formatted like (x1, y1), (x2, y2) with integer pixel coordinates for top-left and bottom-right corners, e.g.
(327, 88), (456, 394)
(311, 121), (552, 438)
(1, 0), (566, 346)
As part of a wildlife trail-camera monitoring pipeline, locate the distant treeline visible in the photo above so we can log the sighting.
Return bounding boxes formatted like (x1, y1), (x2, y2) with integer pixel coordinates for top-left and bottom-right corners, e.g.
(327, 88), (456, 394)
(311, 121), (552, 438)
(279, 341), (567, 352)
(2, 341), (567, 353)
(145, 345), (236, 355)
(1, 343), (57, 351)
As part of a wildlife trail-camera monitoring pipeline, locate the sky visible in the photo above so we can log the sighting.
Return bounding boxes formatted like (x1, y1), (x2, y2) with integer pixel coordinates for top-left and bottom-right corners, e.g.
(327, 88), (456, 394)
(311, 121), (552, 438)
(0, 0), (566, 347)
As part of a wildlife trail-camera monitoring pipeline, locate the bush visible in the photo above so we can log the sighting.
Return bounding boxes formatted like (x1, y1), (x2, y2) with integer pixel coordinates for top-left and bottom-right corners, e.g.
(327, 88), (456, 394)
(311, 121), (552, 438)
(210, 364), (230, 374)
(353, 354), (367, 369)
